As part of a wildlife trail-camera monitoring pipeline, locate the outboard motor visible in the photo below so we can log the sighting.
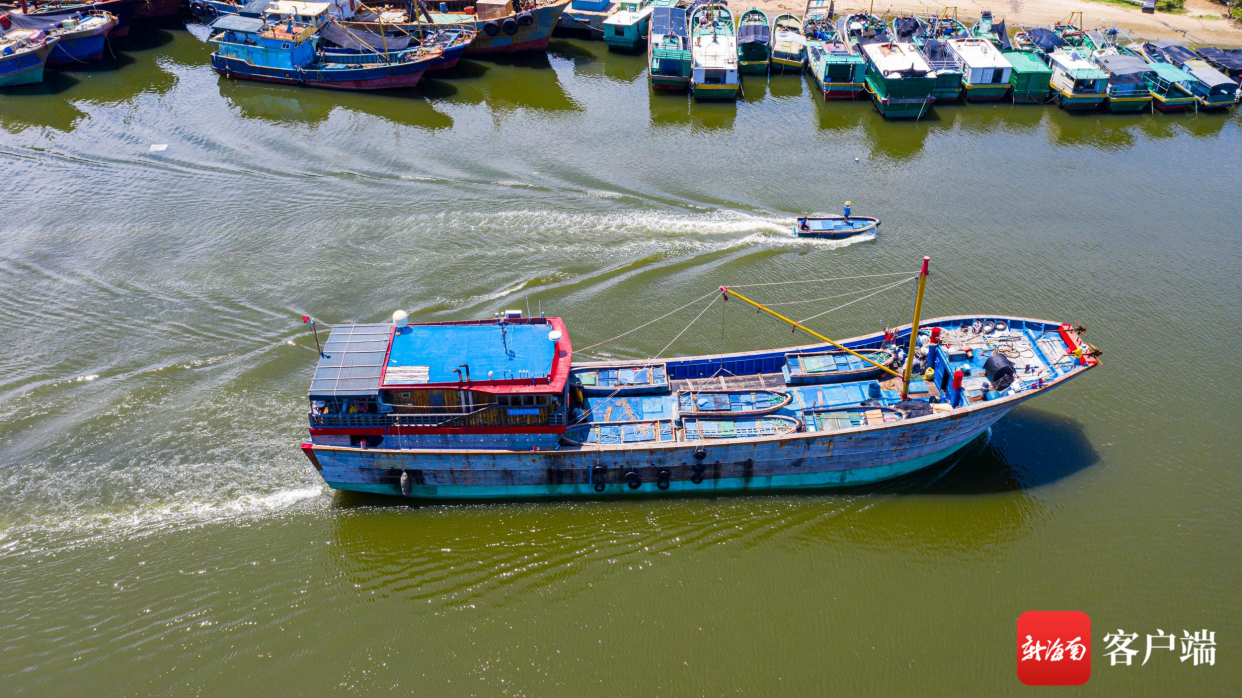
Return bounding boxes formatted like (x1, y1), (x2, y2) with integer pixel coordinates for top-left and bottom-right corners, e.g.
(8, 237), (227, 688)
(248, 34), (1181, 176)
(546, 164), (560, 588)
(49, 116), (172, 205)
(983, 353), (1016, 392)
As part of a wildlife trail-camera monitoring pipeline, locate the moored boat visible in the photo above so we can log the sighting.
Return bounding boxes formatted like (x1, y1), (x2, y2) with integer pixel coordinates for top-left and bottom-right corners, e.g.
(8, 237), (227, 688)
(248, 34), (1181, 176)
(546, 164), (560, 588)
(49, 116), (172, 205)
(429, 0), (570, 55)
(734, 7), (768, 73)
(0, 23), (57, 86)
(1195, 47), (1242, 84)
(3, 0), (138, 38)
(944, 36), (1012, 102)
(4, 9), (114, 65)
(209, 9), (443, 90)
(854, 28), (936, 118)
(1002, 48), (1052, 103)
(768, 11), (803, 72)
(602, 0), (657, 52)
(688, 1), (738, 100)
(1135, 41), (1239, 110)
(891, 15), (960, 102)
(803, 7), (863, 98)
(1046, 47), (1107, 111)
(1090, 41), (1153, 113)
(647, 3), (689, 89)
(299, 258), (1102, 499)
(794, 215), (879, 239)
(969, 9), (1004, 47)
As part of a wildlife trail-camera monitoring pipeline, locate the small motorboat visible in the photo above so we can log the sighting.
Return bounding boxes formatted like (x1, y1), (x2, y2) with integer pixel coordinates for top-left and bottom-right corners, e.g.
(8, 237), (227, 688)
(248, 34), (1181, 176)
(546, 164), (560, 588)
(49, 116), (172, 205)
(677, 389), (792, 417)
(794, 215), (880, 239)
(569, 362), (669, 395)
(783, 348), (896, 384)
(682, 415), (802, 440)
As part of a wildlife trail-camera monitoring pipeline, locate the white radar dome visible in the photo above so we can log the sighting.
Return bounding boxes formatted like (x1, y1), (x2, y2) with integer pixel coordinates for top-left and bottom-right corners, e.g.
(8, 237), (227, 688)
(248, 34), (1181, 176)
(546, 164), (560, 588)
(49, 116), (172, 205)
(548, 330), (563, 342)
(392, 310), (409, 328)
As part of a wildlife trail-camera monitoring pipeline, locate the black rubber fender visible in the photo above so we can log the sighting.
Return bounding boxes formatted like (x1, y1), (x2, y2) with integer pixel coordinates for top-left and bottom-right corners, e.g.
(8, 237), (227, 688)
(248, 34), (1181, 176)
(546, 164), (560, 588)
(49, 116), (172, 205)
(516, 10), (534, 26)
(502, 17), (519, 35)
(592, 466), (606, 492)
(483, 20), (500, 37)
(656, 469), (671, 490)
(625, 471), (641, 490)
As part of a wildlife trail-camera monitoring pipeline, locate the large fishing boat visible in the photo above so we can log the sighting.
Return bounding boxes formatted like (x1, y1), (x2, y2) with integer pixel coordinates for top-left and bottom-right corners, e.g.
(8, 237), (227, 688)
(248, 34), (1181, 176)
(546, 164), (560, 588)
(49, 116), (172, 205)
(734, 7), (769, 73)
(688, 1), (738, 100)
(647, 4), (690, 90)
(299, 258), (1101, 499)
(851, 19), (936, 119)
(972, 13), (1050, 103)
(803, 5), (863, 98)
(768, 11), (803, 72)
(0, 21), (57, 86)
(1135, 41), (1239, 110)
(426, 0), (570, 55)
(209, 6), (443, 90)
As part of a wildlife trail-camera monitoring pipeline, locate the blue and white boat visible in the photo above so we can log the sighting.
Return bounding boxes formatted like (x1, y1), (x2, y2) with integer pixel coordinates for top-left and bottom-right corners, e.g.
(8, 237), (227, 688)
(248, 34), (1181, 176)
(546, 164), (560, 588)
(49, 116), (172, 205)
(4, 10), (115, 66)
(299, 258), (1102, 499)
(794, 215), (880, 239)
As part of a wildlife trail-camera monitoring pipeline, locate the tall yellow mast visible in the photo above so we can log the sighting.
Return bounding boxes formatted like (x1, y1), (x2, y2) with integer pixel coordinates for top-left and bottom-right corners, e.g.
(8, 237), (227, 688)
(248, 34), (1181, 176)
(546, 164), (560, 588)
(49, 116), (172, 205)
(717, 287), (903, 379)
(900, 256), (930, 399)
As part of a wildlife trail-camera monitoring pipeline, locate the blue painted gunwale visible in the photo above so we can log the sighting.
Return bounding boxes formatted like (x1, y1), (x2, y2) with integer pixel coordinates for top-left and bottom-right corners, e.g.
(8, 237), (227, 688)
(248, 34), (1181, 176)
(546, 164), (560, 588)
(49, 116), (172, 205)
(794, 215), (880, 239)
(303, 314), (1098, 499)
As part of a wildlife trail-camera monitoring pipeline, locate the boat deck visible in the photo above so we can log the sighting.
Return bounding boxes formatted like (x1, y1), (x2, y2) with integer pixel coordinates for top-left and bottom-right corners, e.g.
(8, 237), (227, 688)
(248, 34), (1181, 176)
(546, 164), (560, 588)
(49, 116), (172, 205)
(564, 318), (1085, 447)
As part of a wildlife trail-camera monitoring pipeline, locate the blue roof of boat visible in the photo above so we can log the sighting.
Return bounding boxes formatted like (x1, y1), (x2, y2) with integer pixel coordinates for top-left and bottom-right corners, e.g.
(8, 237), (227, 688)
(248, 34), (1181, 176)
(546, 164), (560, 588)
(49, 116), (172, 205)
(239, 0), (273, 17)
(383, 320), (562, 389)
(212, 14), (266, 33)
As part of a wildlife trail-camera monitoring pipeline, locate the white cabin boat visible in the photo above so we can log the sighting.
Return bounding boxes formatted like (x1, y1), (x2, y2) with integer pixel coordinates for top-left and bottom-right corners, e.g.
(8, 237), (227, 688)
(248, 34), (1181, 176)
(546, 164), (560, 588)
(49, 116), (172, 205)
(944, 37), (1012, 101)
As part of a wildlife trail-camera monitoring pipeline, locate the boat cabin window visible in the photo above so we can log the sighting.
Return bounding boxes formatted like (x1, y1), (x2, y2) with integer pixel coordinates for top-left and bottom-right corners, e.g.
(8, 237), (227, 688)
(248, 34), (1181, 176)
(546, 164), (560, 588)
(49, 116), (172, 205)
(703, 69), (726, 84)
(612, 26), (624, 37)
(1074, 78), (1100, 93)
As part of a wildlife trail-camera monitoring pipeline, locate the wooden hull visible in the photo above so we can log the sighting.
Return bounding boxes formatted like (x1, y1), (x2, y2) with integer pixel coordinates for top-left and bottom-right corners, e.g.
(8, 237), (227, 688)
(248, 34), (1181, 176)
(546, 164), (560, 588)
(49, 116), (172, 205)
(211, 55), (426, 91)
(302, 315), (1098, 500)
(962, 83), (1009, 102)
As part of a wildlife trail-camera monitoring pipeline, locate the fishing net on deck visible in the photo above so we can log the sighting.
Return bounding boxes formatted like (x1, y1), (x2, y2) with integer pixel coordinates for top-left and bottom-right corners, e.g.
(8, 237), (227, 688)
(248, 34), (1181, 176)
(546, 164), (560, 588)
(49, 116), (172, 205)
(1025, 28), (1064, 52)
(892, 16), (920, 42)
(737, 23), (770, 45)
(321, 22), (413, 51)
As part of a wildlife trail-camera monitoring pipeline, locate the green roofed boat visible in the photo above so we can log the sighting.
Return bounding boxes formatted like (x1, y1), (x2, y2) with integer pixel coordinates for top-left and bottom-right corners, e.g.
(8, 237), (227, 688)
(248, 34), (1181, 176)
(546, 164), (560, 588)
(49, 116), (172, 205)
(648, 3), (692, 91)
(846, 13), (936, 119)
(804, 6), (865, 99)
(735, 8), (771, 74)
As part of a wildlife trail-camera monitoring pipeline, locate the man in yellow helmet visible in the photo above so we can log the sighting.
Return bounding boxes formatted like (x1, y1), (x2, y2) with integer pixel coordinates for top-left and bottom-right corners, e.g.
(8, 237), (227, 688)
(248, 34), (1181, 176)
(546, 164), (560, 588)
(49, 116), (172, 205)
(843, 201), (851, 223)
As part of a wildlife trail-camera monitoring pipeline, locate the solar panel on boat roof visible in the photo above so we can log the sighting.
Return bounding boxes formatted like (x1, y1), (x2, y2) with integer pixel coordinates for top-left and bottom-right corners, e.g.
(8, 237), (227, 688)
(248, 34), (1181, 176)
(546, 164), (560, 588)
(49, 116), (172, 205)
(308, 323), (391, 396)
(651, 7), (686, 37)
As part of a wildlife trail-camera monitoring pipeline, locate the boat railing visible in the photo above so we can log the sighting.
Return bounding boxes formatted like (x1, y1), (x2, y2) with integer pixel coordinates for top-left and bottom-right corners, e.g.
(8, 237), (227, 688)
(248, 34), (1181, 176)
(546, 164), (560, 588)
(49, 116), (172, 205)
(310, 402), (569, 429)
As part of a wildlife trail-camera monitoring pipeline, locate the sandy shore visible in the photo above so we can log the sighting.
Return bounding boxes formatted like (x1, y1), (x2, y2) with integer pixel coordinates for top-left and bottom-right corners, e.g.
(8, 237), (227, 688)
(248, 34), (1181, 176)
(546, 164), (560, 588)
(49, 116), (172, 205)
(750, 0), (1242, 47)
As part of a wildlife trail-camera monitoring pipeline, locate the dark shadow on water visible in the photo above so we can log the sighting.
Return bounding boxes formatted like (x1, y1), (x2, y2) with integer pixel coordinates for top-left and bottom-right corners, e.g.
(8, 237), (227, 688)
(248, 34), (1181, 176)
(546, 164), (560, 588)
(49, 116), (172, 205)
(690, 100), (736, 131)
(890, 406), (1101, 495)
(547, 38), (601, 67)
(649, 90), (692, 128)
(739, 77), (768, 103)
(767, 72), (803, 99)
(219, 79), (454, 130)
(111, 26), (177, 53)
(432, 59), (489, 80)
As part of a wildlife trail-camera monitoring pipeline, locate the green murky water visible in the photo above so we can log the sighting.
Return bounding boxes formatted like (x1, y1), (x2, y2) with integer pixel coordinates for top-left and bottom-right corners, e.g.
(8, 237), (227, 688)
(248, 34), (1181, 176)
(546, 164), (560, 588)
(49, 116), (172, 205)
(2, 22), (1240, 695)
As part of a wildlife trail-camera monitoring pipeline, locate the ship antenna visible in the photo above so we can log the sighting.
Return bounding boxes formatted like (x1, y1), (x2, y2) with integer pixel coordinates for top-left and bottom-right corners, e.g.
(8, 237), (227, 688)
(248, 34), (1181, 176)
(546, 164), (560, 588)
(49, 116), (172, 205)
(900, 257), (931, 399)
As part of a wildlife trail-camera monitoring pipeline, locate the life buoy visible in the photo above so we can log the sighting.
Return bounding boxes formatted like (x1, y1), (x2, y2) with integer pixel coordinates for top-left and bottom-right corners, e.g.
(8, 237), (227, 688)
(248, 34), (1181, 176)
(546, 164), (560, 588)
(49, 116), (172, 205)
(656, 469), (671, 490)
(502, 17), (518, 35)
(516, 10), (533, 27)
(483, 20), (500, 36)
(625, 471), (641, 490)
(592, 465), (606, 492)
